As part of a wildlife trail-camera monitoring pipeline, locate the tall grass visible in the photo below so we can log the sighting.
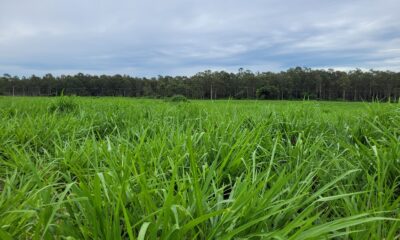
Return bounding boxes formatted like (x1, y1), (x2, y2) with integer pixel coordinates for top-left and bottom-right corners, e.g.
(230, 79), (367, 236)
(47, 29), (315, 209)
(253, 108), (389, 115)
(0, 97), (399, 239)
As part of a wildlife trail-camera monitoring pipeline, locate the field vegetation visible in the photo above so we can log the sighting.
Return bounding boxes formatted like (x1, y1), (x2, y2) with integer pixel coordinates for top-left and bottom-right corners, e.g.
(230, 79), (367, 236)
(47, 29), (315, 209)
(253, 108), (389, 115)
(0, 97), (399, 239)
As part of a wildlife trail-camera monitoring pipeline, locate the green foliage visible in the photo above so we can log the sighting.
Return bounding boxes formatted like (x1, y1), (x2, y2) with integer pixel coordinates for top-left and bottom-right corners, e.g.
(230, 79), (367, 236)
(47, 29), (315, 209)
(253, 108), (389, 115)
(234, 90), (246, 99)
(1, 67), (400, 101)
(0, 98), (399, 239)
(256, 85), (279, 99)
(48, 96), (78, 113)
(0, 108), (17, 118)
(167, 94), (188, 102)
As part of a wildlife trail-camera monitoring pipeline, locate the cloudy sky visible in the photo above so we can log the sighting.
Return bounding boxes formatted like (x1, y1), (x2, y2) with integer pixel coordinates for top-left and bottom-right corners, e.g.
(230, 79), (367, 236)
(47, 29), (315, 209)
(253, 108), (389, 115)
(1, 0), (399, 76)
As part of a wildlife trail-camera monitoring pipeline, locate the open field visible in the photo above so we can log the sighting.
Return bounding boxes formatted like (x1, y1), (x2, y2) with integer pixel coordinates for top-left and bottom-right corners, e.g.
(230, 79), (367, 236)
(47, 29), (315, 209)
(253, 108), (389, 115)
(0, 97), (399, 239)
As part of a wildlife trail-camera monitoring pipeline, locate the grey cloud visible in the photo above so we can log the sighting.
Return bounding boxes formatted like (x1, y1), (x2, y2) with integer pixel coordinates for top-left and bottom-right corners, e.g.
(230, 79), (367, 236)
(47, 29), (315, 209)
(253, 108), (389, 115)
(0, 0), (399, 76)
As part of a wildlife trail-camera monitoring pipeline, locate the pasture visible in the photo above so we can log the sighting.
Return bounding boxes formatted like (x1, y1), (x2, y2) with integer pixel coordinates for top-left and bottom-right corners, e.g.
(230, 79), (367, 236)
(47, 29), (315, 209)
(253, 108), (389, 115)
(0, 97), (399, 239)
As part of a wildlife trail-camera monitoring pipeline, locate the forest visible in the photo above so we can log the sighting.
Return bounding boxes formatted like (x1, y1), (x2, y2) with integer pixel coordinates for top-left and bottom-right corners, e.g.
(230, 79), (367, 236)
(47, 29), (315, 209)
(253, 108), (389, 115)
(1, 67), (400, 101)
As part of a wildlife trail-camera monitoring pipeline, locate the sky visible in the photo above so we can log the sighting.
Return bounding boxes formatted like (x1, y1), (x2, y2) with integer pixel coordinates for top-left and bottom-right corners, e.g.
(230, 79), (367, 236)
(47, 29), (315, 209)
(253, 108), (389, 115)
(1, 0), (400, 77)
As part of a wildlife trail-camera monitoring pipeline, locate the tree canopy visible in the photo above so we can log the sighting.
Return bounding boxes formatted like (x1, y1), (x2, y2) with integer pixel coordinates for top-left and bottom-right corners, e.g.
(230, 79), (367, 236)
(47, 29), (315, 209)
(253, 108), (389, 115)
(1, 67), (400, 101)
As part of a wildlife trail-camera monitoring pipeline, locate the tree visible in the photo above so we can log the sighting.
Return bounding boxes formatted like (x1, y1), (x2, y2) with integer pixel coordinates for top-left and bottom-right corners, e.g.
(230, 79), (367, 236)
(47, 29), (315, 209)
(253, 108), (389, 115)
(338, 73), (350, 100)
(0, 68), (399, 101)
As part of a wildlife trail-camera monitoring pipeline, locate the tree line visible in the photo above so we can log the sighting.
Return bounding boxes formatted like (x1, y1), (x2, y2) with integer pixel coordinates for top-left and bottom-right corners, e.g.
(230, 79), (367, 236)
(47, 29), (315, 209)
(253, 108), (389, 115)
(1, 67), (400, 101)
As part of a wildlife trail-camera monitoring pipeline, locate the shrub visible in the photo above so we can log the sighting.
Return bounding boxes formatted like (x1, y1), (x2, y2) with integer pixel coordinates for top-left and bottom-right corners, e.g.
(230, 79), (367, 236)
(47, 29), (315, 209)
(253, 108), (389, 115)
(49, 96), (78, 113)
(168, 95), (188, 102)
(256, 86), (279, 99)
(234, 90), (246, 99)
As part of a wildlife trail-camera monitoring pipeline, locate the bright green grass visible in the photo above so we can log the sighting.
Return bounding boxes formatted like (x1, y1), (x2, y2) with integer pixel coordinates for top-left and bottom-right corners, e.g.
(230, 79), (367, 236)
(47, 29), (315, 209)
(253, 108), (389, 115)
(0, 97), (399, 239)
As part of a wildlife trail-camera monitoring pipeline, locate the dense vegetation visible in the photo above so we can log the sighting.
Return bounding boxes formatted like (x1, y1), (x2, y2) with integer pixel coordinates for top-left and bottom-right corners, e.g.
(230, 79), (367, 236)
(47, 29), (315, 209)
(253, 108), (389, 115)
(0, 97), (399, 239)
(1, 67), (400, 101)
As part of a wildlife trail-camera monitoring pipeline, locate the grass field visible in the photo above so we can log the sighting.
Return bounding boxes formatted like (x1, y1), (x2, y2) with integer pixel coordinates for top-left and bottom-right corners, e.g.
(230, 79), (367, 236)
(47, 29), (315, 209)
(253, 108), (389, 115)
(0, 97), (399, 239)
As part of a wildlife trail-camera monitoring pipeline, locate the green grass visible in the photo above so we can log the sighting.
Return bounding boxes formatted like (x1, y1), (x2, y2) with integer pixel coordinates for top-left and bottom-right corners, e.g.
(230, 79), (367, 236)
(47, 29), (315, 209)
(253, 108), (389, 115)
(0, 97), (399, 239)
